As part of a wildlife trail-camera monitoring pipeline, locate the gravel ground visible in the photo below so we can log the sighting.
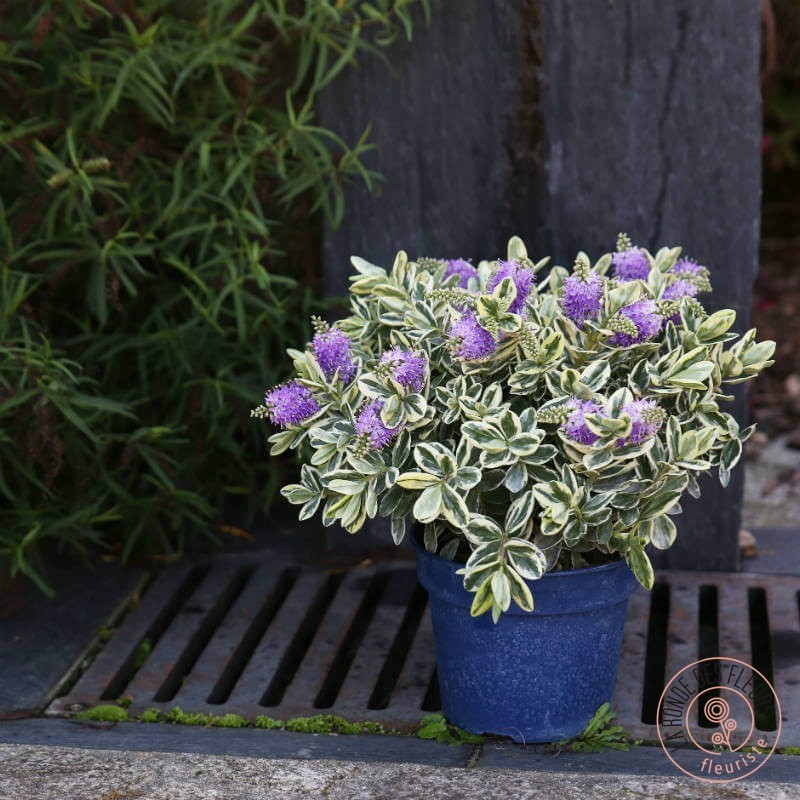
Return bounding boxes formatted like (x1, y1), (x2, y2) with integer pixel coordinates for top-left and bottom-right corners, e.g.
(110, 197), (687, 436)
(743, 435), (800, 528)
(0, 744), (798, 800)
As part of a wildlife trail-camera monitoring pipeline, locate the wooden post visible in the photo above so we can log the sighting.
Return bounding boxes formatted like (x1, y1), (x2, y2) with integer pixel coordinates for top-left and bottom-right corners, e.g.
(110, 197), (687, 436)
(320, 0), (761, 569)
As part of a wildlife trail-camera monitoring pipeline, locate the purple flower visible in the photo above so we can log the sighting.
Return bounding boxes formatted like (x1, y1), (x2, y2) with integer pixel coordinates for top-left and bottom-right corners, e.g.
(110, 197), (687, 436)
(379, 348), (427, 393)
(447, 310), (496, 360)
(444, 258), (478, 289)
(487, 260), (535, 315)
(562, 398), (603, 445)
(612, 248), (650, 281)
(673, 257), (704, 279)
(264, 381), (320, 428)
(563, 270), (604, 324)
(355, 399), (400, 451)
(311, 328), (356, 383)
(662, 279), (699, 302)
(616, 399), (663, 447)
(662, 279), (699, 325)
(610, 299), (662, 347)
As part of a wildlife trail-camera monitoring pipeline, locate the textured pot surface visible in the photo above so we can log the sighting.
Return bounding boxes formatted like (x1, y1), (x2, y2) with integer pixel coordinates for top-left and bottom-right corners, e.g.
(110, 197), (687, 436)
(412, 534), (639, 743)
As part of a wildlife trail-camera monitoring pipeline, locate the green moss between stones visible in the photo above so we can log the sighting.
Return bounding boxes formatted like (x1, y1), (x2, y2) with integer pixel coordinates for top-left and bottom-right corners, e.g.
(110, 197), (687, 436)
(75, 705), (129, 722)
(79, 706), (390, 735)
(164, 707), (214, 726)
(254, 716), (285, 730)
(283, 715), (385, 735)
(211, 713), (248, 728)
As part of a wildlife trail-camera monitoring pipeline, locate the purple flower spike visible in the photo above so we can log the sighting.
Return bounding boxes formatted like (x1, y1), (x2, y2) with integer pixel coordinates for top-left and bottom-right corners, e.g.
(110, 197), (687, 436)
(673, 258), (704, 279)
(447, 310), (496, 360)
(662, 279), (699, 302)
(264, 381), (320, 428)
(563, 270), (604, 324)
(616, 399), (663, 447)
(312, 328), (356, 383)
(662, 279), (699, 325)
(355, 399), (400, 451)
(610, 299), (662, 347)
(612, 248), (650, 281)
(487, 260), (535, 315)
(563, 398), (603, 445)
(380, 348), (427, 393)
(444, 258), (478, 289)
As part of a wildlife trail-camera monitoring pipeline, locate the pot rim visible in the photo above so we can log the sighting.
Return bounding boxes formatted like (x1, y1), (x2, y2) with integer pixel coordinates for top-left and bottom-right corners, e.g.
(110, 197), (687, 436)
(409, 525), (628, 579)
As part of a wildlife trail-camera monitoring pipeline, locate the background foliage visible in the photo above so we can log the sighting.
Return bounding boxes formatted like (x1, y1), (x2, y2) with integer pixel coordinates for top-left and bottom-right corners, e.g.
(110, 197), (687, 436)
(0, 0), (429, 592)
(763, 0), (800, 205)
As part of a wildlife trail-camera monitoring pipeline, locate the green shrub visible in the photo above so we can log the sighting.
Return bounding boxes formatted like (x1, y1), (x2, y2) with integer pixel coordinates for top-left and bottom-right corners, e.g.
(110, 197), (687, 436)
(0, 1), (430, 592)
(763, 0), (800, 188)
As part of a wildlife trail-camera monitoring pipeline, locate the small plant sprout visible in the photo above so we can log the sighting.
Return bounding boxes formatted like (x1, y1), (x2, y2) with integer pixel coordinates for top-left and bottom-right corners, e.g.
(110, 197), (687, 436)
(553, 703), (638, 752)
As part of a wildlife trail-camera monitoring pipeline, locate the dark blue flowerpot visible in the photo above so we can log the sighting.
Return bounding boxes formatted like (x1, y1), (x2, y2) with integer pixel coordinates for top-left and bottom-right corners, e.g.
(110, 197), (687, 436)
(411, 533), (639, 743)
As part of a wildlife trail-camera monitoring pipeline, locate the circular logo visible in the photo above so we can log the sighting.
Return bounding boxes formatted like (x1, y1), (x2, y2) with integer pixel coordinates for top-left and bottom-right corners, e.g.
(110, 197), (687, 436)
(657, 657), (781, 782)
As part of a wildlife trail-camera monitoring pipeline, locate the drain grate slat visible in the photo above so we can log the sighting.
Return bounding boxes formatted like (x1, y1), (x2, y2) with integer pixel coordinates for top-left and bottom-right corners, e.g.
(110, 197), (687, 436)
(368, 583), (429, 710)
(386, 597), (439, 713)
(278, 570), (383, 712)
(221, 571), (332, 711)
(48, 555), (800, 740)
(614, 587), (650, 728)
(665, 580), (700, 685)
(717, 580), (752, 662)
(154, 567), (255, 702)
(335, 570), (418, 714)
(314, 571), (390, 709)
(124, 562), (245, 703)
(58, 562), (202, 708)
(257, 573), (343, 708)
(165, 563), (292, 708)
(202, 566), (300, 707)
(766, 584), (800, 728)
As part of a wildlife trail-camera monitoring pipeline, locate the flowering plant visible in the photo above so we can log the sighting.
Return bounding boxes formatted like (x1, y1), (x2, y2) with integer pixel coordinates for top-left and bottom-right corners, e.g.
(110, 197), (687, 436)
(253, 235), (774, 620)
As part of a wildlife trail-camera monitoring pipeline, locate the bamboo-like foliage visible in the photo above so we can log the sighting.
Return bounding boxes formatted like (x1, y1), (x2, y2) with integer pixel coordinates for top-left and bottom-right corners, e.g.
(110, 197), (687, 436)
(0, 0), (430, 592)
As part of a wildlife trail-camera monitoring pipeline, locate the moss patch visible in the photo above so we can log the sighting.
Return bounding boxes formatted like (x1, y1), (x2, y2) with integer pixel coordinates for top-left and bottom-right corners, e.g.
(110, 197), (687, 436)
(113, 707), (387, 735)
(255, 716), (285, 730)
(139, 708), (161, 723)
(76, 705), (129, 723)
(284, 715), (385, 735)
(210, 713), (248, 728)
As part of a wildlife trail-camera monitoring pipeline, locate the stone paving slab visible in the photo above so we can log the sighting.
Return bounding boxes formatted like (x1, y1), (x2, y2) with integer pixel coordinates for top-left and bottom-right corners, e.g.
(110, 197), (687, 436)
(1, 719), (799, 787)
(744, 435), (800, 529)
(0, 558), (143, 715)
(0, 719), (472, 767)
(0, 742), (798, 800)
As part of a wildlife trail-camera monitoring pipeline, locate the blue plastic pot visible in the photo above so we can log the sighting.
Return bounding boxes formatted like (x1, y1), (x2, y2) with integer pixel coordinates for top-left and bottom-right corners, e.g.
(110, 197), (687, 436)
(411, 532), (639, 743)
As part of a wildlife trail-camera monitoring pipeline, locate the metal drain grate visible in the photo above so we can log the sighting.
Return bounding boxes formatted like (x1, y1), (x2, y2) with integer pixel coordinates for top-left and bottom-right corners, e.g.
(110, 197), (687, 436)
(616, 571), (800, 742)
(48, 555), (800, 742)
(48, 554), (439, 730)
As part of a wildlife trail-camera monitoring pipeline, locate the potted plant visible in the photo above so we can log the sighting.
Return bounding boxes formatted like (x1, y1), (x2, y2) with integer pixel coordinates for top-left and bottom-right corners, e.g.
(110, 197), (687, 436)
(252, 235), (774, 742)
